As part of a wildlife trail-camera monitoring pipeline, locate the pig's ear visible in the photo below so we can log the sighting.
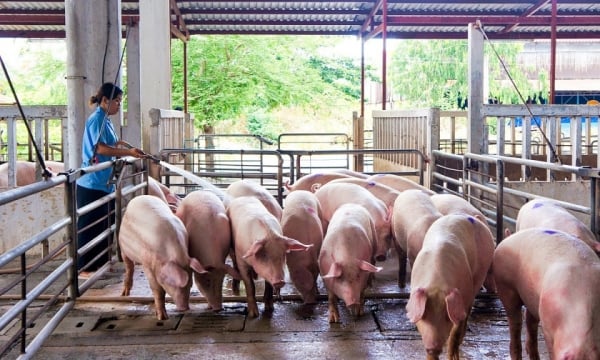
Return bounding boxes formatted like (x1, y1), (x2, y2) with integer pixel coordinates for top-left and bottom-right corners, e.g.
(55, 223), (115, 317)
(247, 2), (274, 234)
(322, 262), (342, 279)
(283, 237), (312, 252)
(243, 239), (266, 258)
(445, 288), (467, 324)
(406, 288), (427, 323)
(190, 258), (207, 274)
(356, 259), (382, 273)
(159, 262), (189, 288)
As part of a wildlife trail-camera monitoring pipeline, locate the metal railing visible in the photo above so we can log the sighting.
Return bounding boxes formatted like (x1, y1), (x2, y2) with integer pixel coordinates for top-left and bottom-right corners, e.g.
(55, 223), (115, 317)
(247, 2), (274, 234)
(0, 158), (150, 359)
(432, 149), (600, 244)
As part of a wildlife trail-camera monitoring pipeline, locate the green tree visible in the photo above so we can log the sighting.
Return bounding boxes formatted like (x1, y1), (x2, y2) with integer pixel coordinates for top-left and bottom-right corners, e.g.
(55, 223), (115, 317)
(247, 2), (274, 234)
(0, 40), (67, 105)
(389, 40), (545, 110)
(171, 35), (361, 136)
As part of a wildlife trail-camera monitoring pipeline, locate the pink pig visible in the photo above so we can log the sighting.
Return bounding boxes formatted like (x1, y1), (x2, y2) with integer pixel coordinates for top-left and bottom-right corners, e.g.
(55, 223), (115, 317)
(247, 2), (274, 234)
(226, 179), (282, 221)
(119, 195), (205, 320)
(430, 194), (486, 223)
(494, 228), (600, 360)
(323, 177), (401, 207)
(176, 190), (241, 311)
(318, 203), (382, 323)
(281, 190), (324, 304)
(406, 214), (495, 359)
(147, 177), (181, 212)
(314, 182), (392, 262)
(366, 173), (434, 195)
(284, 172), (354, 192)
(516, 198), (600, 254)
(227, 196), (312, 318)
(391, 189), (442, 288)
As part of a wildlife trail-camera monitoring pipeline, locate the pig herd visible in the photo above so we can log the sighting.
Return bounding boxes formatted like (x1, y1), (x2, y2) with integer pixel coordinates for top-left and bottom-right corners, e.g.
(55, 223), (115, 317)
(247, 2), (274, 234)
(117, 171), (600, 360)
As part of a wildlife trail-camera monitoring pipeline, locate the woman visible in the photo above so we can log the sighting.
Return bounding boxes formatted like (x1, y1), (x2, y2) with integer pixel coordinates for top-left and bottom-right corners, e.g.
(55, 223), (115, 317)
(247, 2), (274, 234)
(77, 82), (146, 277)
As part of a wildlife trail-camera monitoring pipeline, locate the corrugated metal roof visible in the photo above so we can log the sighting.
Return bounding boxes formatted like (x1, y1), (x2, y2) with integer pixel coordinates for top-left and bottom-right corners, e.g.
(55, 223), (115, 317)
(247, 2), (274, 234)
(0, 1), (599, 40)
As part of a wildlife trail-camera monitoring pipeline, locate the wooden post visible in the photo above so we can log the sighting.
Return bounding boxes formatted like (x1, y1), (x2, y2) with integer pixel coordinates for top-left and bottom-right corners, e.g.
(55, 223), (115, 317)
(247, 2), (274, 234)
(353, 111), (364, 172)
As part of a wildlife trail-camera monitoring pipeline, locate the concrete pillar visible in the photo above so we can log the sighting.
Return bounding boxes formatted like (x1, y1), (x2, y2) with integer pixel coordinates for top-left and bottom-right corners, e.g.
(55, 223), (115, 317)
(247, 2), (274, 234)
(122, 21), (142, 147)
(468, 23), (485, 155)
(139, 0), (172, 155)
(65, 0), (122, 169)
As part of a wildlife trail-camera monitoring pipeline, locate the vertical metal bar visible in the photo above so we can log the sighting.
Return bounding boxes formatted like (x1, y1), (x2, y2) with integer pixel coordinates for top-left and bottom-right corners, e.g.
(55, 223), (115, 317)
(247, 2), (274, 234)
(496, 159), (504, 244)
(549, 0), (557, 104)
(381, 0), (387, 110)
(20, 253), (26, 354)
(497, 116), (505, 156)
(462, 156), (469, 200)
(522, 117), (532, 180)
(592, 177), (599, 240)
(64, 173), (79, 298)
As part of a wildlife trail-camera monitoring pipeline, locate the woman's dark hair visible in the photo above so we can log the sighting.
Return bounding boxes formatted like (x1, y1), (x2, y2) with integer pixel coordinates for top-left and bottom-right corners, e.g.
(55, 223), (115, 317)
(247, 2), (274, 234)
(89, 82), (123, 106)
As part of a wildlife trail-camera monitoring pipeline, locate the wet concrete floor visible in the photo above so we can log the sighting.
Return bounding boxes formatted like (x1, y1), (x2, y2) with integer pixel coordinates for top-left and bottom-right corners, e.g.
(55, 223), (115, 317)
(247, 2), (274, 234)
(2, 252), (549, 360)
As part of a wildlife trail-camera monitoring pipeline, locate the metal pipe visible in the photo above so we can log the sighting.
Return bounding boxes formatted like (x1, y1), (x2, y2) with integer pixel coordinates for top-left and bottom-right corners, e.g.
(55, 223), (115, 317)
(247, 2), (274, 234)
(16, 301), (75, 360)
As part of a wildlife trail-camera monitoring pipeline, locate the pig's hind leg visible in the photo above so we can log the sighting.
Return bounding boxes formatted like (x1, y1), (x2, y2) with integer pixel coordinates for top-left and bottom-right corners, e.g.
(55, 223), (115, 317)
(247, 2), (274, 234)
(524, 309), (541, 360)
(497, 287), (525, 360)
(120, 254), (135, 296)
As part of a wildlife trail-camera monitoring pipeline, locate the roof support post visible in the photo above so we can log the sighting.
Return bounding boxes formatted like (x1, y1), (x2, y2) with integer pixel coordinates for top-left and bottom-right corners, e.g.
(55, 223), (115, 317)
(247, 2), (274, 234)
(468, 22), (485, 156)
(123, 20), (141, 148)
(140, 0), (172, 155)
(65, 0), (122, 169)
(381, 0), (388, 110)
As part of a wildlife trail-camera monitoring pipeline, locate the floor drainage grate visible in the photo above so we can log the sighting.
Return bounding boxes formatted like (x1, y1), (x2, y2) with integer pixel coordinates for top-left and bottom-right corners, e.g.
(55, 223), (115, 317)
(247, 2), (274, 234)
(178, 313), (245, 332)
(95, 315), (182, 332)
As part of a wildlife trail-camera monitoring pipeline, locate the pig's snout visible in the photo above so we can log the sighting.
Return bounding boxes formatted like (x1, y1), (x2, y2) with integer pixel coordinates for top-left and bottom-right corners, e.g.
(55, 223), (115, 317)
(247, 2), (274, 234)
(271, 280), (285, 289)
(425, 348), (441, 360)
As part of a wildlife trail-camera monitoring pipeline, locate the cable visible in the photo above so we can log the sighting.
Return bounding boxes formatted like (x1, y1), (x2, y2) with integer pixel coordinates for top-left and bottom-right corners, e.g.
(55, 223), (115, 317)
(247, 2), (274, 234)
(91, 18), (132, 164)
(477, 20), (561, 165)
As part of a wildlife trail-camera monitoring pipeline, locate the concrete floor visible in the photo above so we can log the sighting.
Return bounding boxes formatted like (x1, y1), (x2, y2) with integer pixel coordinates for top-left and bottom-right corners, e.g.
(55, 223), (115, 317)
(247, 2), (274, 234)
(2, 253), (549, 360)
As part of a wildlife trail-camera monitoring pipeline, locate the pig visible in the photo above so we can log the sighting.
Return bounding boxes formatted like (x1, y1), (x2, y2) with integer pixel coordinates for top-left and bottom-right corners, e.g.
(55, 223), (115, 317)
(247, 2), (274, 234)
(366, 173), (434, 195)
(284, 172), (354, 192)
(314, 182), (392, 262)
(176, 190), (241, 311)
(430, 193), (486, 223)
(0, 160), (64, 188)
(430, 193), (496, 292)
(226, 179), (282, 221)
(318, 203), (382, 323)
(227, 196), (312, 318)
(321, 177), (401, 207)
(516, 198), (600, 254)
(406, 214), (495, 359)
(147, 177), (181, 212)
(493, 228), (600, 360)
(281, 190), (324, 304)
(119, 195), (205, 320)
(391, 189), (442, 288)
(330, 169), (370, 179)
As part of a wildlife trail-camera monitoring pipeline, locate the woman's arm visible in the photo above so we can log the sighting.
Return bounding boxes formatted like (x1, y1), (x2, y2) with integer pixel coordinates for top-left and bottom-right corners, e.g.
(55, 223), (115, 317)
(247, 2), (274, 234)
(95, 142), (147, 158)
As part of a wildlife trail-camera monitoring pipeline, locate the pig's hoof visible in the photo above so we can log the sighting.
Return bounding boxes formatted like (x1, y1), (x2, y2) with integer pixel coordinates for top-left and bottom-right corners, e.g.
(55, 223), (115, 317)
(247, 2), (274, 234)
(246, 305), (259, 318)
(328, 312), (340, 323)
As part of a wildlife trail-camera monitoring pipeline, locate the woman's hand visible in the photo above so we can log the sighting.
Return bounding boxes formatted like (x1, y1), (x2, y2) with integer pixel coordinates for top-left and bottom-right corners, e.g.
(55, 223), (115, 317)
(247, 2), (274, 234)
(129, 147), (148, 158)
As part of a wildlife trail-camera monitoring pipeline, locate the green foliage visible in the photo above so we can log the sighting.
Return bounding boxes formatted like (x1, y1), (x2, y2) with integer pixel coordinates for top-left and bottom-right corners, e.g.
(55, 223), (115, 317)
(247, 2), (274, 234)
(171, 35), (361, 130)
(0, 40), (67, 105)
(389, 39), (547, 109)
(308, 56), (377, 99)
(246, 110), (281, 142)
